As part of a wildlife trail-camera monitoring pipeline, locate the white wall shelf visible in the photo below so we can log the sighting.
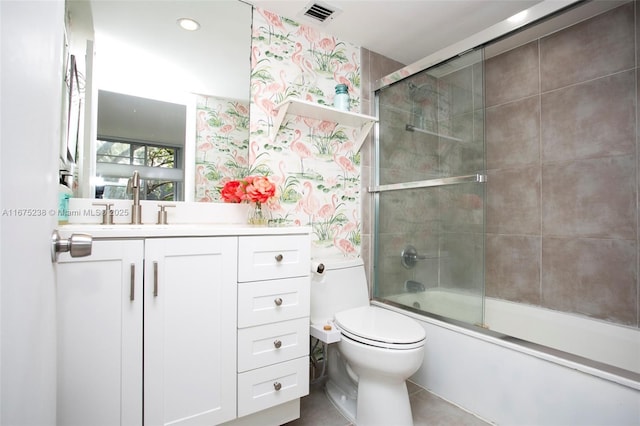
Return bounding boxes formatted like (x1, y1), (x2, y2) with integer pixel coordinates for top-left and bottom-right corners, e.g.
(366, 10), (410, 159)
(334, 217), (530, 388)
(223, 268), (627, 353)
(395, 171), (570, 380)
(273, 99), (378, 152)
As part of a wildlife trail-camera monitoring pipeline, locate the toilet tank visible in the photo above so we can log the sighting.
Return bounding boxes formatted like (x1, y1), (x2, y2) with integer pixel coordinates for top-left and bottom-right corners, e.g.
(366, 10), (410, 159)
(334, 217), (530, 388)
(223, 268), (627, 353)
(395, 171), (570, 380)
(310, 258), (370, 325)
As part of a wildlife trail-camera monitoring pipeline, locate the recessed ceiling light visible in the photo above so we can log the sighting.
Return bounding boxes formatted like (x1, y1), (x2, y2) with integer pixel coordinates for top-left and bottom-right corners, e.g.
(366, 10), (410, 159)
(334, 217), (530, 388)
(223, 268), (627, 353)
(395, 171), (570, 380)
(177, 18), (200, 31)
(507, 10), (528, 24)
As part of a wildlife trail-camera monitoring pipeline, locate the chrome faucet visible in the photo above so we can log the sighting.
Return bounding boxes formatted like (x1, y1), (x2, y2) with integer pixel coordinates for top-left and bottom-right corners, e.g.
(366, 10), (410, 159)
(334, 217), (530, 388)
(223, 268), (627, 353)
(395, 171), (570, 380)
(127, 170), (142, 224)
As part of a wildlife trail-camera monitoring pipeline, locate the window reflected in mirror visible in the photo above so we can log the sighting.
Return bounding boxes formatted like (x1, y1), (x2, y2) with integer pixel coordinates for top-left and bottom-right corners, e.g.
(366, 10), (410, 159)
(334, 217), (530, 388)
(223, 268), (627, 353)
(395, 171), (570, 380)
(96, 140), (181, 200)
(96, 90), (186, 201)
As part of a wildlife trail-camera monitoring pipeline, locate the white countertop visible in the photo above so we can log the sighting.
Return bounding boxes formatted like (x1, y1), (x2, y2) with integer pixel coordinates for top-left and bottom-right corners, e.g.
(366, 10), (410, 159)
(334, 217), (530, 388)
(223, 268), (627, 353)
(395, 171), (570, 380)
(57, 223), (312, 239)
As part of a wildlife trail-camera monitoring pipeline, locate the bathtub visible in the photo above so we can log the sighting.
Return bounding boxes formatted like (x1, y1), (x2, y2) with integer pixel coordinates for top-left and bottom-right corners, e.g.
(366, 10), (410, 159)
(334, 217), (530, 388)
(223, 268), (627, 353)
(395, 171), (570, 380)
(375, 290), (640, 425)
(384, 289), (640, 374)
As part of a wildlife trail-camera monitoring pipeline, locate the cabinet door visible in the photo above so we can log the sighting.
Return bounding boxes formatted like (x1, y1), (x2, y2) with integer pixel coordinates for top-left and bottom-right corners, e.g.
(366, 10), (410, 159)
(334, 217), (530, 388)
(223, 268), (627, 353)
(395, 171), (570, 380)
(144, 237), (238, 426)
(56, 239), (143, 426)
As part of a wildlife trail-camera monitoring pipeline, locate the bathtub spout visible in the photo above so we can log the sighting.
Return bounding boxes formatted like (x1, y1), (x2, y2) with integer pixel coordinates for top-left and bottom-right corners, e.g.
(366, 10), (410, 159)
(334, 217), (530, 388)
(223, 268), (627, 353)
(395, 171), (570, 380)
(405, 280), (426, 293)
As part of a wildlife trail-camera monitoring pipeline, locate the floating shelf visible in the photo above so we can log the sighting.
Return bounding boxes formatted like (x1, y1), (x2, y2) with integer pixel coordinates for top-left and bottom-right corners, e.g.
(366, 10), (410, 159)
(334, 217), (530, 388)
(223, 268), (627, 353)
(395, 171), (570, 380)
(273, 99), (378, 152)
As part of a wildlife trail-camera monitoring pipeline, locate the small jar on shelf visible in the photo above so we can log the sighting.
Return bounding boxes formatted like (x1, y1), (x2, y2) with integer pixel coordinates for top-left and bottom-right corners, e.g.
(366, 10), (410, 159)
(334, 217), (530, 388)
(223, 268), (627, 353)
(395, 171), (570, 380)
(333, 84), (350, 111)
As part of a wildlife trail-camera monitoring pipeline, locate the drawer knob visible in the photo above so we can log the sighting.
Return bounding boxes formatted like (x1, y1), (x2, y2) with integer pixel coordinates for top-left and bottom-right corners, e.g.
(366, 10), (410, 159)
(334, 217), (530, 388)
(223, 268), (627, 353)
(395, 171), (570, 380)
(273, 382), (282, 391)
(274, 340), (282, 349)
(275, 254), (283, 262)
(274, 297), (283, 306)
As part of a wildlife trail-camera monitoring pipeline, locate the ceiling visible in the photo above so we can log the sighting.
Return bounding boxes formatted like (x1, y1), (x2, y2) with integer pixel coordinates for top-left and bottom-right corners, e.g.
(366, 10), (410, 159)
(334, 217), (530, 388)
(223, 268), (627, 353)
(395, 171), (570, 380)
(68, 0), (593, 100)
(242, 0), (545, 65)
(68, 0), (253, 100)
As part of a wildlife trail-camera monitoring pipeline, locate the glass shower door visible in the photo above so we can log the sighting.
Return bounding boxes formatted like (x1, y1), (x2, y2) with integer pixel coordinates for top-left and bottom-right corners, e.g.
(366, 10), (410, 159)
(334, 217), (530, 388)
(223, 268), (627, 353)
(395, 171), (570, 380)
(372, 49), (485, 326)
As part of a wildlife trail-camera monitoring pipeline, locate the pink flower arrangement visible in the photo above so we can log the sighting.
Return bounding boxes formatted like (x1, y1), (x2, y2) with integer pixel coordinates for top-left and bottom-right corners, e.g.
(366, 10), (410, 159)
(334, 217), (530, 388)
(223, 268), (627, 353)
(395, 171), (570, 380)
(220, 176), (276, 205)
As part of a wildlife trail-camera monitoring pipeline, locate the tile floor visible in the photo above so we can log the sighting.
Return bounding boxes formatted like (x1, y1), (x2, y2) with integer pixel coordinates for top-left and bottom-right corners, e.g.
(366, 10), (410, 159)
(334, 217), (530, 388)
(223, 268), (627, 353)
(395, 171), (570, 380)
(286, 378), (490, 426)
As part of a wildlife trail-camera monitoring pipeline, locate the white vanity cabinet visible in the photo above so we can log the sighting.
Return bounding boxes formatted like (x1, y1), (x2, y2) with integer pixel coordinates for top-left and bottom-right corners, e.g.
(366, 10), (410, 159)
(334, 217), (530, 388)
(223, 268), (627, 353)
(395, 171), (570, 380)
(236, 235), (311, 417)
(55, 226), (310, 426)
(56, 239), (144, 426)
(144, 237), (238, 426)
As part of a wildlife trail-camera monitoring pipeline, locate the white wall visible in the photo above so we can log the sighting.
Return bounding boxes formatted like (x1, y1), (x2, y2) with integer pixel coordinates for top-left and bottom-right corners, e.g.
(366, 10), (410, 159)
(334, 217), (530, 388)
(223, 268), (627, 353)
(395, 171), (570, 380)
(1, 1), (64, 424)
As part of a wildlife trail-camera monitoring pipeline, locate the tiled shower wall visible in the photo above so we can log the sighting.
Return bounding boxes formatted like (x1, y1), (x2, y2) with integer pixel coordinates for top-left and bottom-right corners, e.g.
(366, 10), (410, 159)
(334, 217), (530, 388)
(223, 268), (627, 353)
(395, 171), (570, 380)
(363, 1), (639, 329)
(484, 1), (639, 327)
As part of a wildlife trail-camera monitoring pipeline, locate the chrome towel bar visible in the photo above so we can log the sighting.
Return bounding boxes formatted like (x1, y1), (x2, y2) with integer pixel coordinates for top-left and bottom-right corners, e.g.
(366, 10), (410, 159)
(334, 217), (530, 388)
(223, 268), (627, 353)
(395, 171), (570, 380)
(368, 173), (486, 193)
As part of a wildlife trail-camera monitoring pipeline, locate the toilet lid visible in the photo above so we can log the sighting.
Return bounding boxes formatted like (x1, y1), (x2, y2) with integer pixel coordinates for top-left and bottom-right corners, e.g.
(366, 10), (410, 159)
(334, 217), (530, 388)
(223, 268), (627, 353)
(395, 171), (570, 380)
(334, 306), (426, 348)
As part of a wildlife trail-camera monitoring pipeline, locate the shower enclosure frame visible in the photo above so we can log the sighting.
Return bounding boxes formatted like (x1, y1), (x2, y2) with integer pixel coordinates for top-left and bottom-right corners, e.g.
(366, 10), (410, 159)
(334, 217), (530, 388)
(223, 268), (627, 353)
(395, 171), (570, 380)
(370, 47), (487, 327)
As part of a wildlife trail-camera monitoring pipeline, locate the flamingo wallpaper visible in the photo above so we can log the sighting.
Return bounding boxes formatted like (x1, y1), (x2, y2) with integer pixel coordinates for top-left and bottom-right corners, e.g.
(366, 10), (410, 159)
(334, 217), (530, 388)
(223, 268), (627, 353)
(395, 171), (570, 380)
(195, 7), (363, 259)
(195, 94), (251, 202)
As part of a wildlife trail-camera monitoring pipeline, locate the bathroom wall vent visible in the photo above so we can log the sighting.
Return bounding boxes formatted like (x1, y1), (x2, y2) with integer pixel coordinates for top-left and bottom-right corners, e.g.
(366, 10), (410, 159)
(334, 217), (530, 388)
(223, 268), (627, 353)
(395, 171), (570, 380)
(300, 1), (341, 25)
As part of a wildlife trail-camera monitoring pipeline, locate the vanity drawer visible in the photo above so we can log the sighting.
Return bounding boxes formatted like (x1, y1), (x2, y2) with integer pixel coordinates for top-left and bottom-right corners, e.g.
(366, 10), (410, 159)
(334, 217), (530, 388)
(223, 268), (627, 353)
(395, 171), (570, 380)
(238, 235), (310, 282)
(238, 277), (310, 328)
(238, 317), (309, 372)
(237, 356), (309, 417)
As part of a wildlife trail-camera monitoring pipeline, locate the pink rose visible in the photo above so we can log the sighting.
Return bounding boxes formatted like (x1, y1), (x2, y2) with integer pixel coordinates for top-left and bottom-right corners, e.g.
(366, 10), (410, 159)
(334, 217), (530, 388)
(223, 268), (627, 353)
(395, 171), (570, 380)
(220, 180), (244, 203)
(245, 176), (276, 204)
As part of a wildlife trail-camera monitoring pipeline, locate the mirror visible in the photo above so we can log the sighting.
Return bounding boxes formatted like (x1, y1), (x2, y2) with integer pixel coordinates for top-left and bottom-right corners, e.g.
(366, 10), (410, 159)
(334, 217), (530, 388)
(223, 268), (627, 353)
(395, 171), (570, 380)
(65, 0), (252, 201)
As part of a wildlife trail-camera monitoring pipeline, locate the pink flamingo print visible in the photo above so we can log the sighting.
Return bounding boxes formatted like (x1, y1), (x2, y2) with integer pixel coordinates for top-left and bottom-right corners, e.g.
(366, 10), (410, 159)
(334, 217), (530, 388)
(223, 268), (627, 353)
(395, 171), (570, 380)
(269, 160), (287, 187)
(292, 42), (316, 86)
(296, 25), (320, 51)
(339, 209), (359, 236)
(318, 194), (339, 220)
(258, 9), (286, 43)
(219, 123), (235, 136)
(297, 181), (320, 224)
(251, 46), (261, 69)
(340, 52), (359, 74)
(234, 102), (249, 117)
(333, 235), (356, 256)
(318, 120), (337, 135)
(318, 36), (337, 52)
(290, 129), (312, 175)
(195, 165), (208, 186)
(248, 141), (260, 165)
(332, 60), (354, 93)
(198, 189), (213, 203)
(333, 151), (357, 182)
(196, 110), (209, 132)
(197, 136), (214, 162)
(232, 149), (248, 166)
(339, 139), (355, 154)
(266, 70), (288, 96)
(252, 82), (278, 127)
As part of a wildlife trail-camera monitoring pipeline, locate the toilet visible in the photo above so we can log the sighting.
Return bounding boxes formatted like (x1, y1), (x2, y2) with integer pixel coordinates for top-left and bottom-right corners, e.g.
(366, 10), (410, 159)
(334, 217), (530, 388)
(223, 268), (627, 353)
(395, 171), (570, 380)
(310, 258), (426, 426)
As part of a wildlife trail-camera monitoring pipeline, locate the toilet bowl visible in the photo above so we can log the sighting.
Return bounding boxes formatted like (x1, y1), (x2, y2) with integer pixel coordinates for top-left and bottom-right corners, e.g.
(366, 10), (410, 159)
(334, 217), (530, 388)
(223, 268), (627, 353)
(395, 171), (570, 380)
(310, 259), (426, 426)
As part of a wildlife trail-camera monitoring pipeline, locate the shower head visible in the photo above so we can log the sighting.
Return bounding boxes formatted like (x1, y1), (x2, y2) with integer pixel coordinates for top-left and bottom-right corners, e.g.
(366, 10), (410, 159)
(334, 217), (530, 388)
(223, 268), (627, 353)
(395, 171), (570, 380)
(407, 82), (433, 102)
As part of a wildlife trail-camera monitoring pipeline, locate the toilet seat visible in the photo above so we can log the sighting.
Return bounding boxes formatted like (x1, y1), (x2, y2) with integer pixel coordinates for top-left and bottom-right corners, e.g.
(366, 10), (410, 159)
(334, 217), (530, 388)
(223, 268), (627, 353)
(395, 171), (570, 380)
(334, 306), (426, 350)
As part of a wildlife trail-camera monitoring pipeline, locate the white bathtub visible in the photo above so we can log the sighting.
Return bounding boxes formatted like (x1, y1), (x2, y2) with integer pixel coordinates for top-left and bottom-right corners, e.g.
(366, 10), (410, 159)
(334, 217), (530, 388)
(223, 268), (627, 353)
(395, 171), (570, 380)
(376, 291), (640, 425)
(385, 289), (640, 374)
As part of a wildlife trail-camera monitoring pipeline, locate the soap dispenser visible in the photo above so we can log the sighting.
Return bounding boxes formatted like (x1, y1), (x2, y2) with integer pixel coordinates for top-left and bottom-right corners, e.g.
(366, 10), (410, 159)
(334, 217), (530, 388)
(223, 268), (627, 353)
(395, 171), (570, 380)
(58, 171), (73, 225)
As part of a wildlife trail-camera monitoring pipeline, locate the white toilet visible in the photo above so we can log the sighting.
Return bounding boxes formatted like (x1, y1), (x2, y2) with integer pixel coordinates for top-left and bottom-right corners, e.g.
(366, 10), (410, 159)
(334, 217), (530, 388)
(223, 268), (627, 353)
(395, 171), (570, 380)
(310, 258), (426, 426)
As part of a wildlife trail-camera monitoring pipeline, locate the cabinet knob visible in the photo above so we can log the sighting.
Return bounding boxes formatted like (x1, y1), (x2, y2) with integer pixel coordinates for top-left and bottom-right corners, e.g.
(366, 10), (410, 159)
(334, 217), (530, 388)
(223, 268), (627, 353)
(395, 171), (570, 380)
(275, 254), (283, 262)
(274, 297), (283, 306)
(273, 382), (282, 391)
(274, 340), (282, 349)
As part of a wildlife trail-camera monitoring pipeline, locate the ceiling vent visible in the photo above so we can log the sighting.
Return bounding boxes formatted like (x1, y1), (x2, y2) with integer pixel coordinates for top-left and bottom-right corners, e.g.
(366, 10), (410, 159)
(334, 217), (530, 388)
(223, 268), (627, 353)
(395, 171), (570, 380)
(300, 1), (341, 25)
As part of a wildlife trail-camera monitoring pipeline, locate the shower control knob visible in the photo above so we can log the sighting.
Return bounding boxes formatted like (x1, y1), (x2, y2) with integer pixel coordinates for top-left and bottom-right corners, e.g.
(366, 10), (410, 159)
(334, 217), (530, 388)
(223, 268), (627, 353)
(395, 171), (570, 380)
(273, 382), (282, 391)
(274, 297), (283, 306)
(274, 340), (282, 349)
